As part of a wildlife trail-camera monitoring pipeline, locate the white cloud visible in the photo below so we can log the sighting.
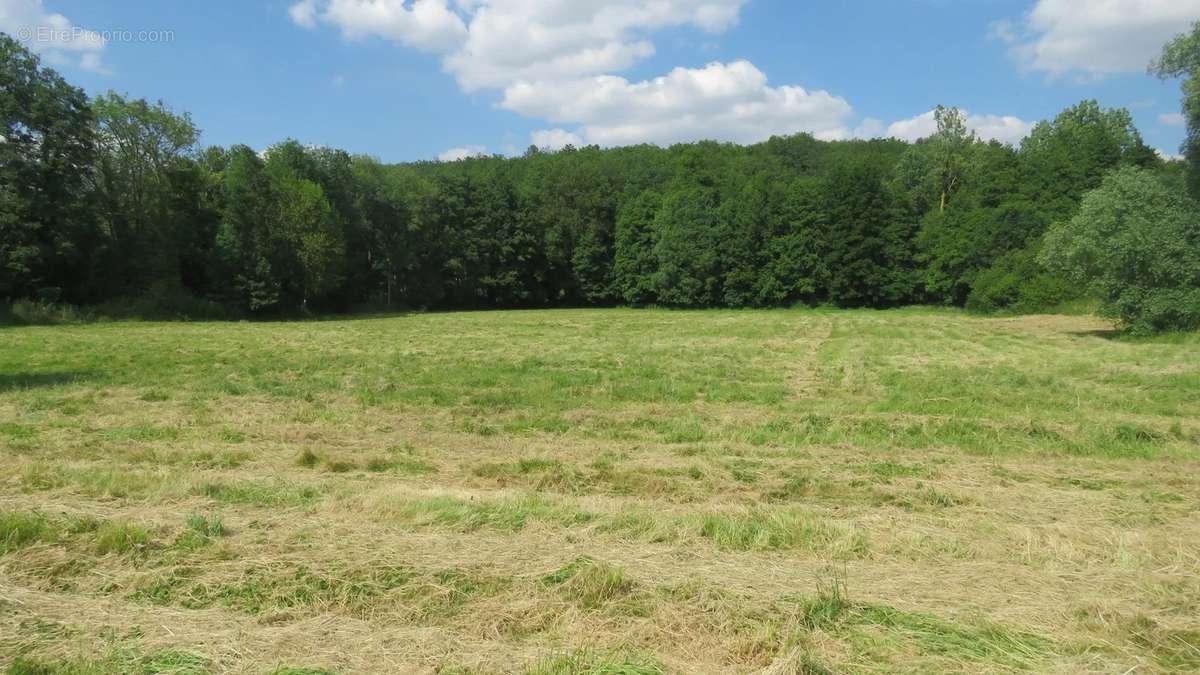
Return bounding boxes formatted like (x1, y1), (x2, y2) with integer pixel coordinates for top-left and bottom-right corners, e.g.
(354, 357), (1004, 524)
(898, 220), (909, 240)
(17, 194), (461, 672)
(885, 109), (1036, 145)
(502, 60), (854, 147)
(1159, 112), (1186, 126)
(294, 1), (861, 149)
(998, 0), (1200, 78)
(442, 0), (747, 90)
(852, 117), (885, 139)
(1156, 148), (1184, 161)
(0, 0), (108, 72)
(964, 113), (1038, 145)
(438, 144), (487, 161)
(298, 0), (469, 53)
(291, 0), (747, 89)
(987, 19), (1018, 45)
(78, 51), (109, 74)
(530, 128), (583, 150)
(290, 0), (319, 28)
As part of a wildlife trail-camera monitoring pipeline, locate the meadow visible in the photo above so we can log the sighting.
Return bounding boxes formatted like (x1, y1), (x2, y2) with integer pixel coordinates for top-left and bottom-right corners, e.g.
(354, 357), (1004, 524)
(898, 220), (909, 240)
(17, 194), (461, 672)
(1, 307), (1198, 674)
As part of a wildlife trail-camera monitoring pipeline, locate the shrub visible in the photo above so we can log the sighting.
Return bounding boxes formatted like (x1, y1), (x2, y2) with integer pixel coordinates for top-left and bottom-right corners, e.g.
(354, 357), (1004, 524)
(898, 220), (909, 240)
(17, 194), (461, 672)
(966, 246), (1080, 314)
(1041, 167), (1200, 334)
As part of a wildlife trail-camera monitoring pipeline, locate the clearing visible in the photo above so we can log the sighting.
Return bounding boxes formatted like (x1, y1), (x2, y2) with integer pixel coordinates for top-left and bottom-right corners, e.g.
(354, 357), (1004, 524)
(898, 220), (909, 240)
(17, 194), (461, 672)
(1, 308), (1198, 673)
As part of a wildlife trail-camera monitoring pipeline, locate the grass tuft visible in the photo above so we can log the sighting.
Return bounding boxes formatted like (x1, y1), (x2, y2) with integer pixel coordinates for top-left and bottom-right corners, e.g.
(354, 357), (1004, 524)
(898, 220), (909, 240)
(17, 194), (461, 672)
(0, 510), (56, 554)
(94, 520), (152, 555)
(542, 557), (636, 608)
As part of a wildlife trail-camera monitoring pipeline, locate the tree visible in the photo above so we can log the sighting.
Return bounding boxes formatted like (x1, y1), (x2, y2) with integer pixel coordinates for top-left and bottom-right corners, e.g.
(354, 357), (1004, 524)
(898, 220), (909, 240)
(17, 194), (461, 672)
(273, 173), (343, 308)
(213, 146), (279, 311)
(822, 158), (916, 307)
(0, 35), (95, 301)
(612, 190), (661, 304)
(1019, 100), (1155, 221)
(1041, 167), (1200, 334)
(892, 105), (979, 214)
(1152, 21), (1200, 198)
(89, 92), (201, 294)
(651, 186), (723, 306)
(755, 176), (826, 305)
(352, 156), (412, 307)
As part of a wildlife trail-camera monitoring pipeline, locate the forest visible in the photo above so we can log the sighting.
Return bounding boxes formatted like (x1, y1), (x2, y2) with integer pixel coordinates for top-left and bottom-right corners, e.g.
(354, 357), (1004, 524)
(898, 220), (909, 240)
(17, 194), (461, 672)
(3, 29), (1199, 334)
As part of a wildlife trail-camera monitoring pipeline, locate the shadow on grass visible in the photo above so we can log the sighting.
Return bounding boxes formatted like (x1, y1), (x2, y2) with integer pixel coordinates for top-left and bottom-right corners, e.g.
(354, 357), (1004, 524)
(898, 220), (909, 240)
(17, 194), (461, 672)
(0, 371), (96, 392)
(1069, 329), (1124, 340)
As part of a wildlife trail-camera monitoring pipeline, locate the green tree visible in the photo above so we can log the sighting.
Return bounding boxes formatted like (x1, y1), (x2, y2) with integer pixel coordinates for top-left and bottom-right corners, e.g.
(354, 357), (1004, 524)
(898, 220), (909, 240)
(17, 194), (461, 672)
(612, 190), (661, 304)
(273, 173), (343, 308)
(1151, 21), (1200, 198)
(213, 146), (279, 310)
(1019, 100), (1155, 221)
(892, 105), (977, 214)
(352, 156), (412, 307)
(652, 186), (723, 306)
(1041, 167), (1200, 334)
(89, 92), (202, 294)
(0, 35), (95, 301)
(754, 176), (826, 305)
(822, 159), (915, 306)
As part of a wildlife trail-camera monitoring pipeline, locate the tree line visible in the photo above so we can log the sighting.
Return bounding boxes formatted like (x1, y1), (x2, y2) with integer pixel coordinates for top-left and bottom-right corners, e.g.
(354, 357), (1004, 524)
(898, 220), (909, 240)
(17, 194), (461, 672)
(3, 29), (1199, 332)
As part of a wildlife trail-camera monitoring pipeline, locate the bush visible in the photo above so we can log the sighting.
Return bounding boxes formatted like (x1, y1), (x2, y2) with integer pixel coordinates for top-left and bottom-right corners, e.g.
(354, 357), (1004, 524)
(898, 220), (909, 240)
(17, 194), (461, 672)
(94, 282), (232, 320)
(1041, 167), (1200, 334)
(966, 246), (1081, 314)
(0, 300), (94, 326)
(2, 286), (235, 326)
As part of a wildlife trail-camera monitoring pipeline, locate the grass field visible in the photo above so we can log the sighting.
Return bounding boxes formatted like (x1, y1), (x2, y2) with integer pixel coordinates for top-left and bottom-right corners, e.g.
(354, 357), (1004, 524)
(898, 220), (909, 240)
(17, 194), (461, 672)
(1, 307), (1198, 674)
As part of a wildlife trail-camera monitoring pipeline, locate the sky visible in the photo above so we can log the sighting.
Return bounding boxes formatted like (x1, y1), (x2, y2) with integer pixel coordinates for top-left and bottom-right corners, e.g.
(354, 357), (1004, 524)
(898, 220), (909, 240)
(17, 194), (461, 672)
(2, 0), (1196, 162)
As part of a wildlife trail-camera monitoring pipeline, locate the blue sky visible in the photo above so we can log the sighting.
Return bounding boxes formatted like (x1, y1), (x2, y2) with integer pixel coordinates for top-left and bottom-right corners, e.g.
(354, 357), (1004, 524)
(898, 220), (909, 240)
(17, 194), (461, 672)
(3, 0), (1195, 162)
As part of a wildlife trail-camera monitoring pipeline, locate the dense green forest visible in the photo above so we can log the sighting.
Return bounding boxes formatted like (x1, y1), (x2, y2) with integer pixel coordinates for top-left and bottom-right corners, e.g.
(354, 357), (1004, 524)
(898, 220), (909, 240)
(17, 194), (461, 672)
(3, 30), (1199, 332)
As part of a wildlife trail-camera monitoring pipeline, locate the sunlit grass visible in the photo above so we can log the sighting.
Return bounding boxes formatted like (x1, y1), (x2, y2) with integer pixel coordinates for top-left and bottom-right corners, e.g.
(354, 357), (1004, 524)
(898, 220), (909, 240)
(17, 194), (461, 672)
(1, 308), (1197, 672)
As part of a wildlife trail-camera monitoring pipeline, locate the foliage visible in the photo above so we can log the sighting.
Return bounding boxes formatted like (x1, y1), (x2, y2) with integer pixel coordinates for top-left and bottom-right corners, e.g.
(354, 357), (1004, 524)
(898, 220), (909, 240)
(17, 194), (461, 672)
(0, 36), (1195, 330)
(0, 34), (94, 302)
(1152, 21), (1200, 198)
(1041, 167), (1200, 334)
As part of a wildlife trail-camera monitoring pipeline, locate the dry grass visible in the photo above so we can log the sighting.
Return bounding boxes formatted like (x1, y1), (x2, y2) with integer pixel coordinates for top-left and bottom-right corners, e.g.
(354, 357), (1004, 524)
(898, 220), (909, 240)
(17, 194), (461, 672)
(1, 307), (1198, 673)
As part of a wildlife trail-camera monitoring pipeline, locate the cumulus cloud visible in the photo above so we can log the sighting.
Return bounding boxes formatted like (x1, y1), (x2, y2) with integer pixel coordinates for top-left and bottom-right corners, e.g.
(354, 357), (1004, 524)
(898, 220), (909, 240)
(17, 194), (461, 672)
(885, 109), (1036, 145)
(438, 144), (487, 161)
(291, 0), (747, 88)
(1159, 112), (1186, 126)
(289, 0), (320, 28)
(530, 128), (583, 150)
(442, 0), (747, 90)
(296, 0), (469, 52)
(0, 0), (108, 72)
(291, 1), (868, 148)
(996, 0), (1200, 78)
(503, 60), (854, 147)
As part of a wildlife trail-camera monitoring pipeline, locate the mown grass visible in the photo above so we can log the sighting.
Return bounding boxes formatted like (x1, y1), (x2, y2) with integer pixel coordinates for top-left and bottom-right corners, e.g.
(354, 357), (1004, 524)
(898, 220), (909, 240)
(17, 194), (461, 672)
(1, 308), (1197, 673)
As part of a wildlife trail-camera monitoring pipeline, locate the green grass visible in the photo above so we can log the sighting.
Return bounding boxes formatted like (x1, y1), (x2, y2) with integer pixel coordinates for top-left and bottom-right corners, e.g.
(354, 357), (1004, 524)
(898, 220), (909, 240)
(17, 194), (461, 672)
(193, 479), (320, 507)
(93, 520), (152, 555)
(1, 307), (1196, 673)
(0, 510), (54, 553)
(525, 649), (665, 675)
(542, 557), (636, 608)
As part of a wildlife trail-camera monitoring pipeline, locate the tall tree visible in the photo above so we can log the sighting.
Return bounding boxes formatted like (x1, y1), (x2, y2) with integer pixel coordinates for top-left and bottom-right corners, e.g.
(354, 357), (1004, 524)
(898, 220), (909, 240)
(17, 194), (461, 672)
(1152, 22), (1200, 198)
(823, 157), (916, 307)
(213, 146), (279, 311)
(652, 186), (724, 306)
(89, 92), (201, 294)
(612, 190), (661, 304)
(0, 35), (95, 301)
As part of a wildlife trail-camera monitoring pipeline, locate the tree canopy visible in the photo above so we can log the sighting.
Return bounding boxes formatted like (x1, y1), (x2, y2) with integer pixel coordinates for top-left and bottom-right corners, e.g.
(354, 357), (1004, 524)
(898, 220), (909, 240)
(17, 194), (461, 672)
(1, 31), (1196, 333)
